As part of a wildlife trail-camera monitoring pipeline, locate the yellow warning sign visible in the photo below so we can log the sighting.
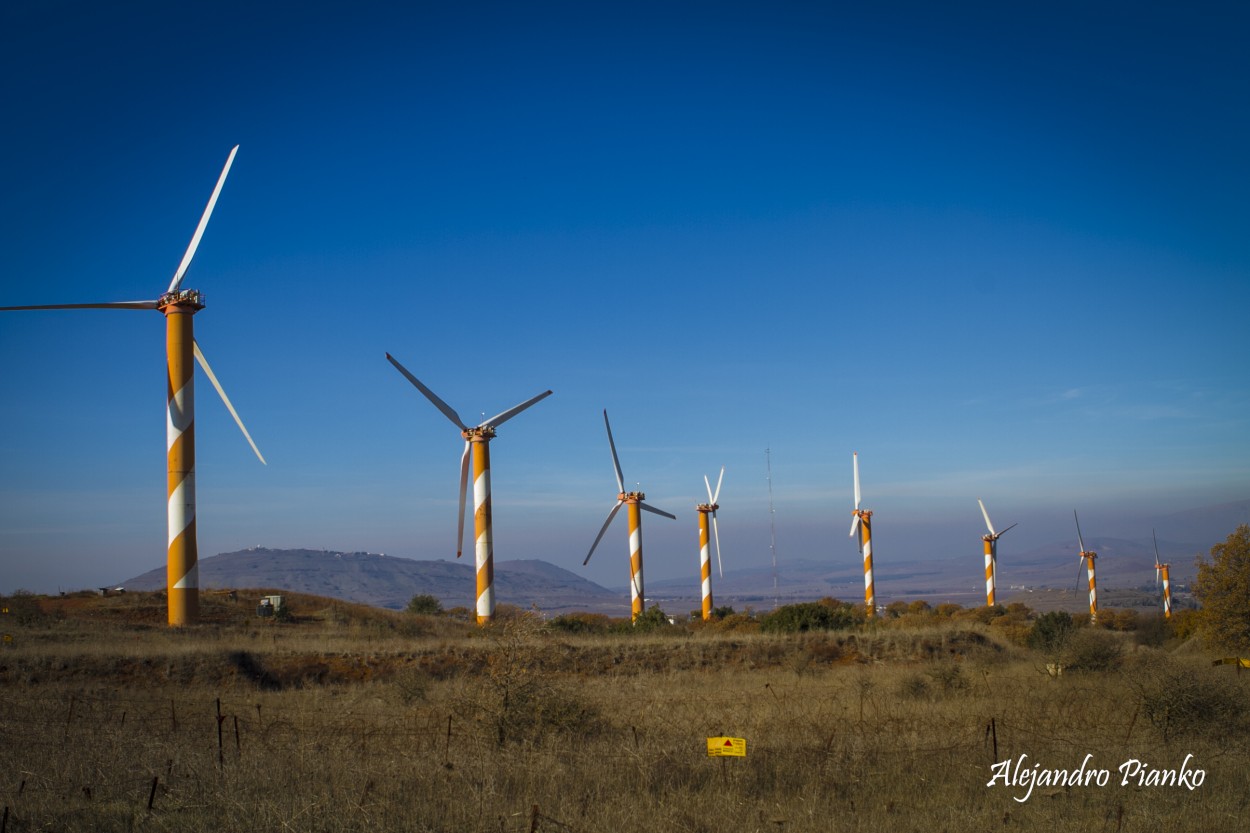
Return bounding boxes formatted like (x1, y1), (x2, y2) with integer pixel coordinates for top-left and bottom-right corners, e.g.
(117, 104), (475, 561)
(1213, 657), (1250, 668)
(707, 737), (746, 757)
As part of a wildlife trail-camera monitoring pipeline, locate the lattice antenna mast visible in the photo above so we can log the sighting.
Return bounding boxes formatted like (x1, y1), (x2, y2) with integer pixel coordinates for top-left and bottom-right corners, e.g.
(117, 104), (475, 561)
(766, 448), (779, 609)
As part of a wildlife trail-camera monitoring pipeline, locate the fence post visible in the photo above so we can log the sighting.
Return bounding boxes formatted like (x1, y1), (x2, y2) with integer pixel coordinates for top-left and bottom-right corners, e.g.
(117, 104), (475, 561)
(216, 699), (225, 769)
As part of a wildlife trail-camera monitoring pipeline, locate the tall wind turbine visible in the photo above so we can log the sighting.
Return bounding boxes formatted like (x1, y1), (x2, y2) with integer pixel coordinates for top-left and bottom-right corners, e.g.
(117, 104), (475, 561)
(584, 410), (676, 621)
(848, 452), (876, 618)
(696, 467), (724, 621)
(1152, 529), (1172, 620)
(386, 353), (551, 625)
(1073, 511), (1099, 625)
(1, 147), (264, 627)
(978, 499), (1017, 607)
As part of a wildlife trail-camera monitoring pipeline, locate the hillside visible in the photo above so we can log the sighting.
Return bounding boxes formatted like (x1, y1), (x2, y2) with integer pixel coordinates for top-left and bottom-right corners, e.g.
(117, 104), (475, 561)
(121, 548), (624, 613)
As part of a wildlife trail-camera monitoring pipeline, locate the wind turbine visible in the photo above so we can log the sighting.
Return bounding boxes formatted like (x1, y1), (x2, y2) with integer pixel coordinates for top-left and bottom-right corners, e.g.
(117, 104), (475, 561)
(848, 452), (875, 618)
(696, 467), (724, 621)
(978, 499), (1017, 607)
(1152, 529), (1172, 619)
(583, 410), (676, 621)
(385, 353), (551, 625)
(1073, 511), (1099, 625)
(1, 146), (264, 627)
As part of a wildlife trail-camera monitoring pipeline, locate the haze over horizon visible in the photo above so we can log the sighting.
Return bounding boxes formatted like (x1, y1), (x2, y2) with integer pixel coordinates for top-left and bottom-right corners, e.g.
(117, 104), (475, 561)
(2, 1), (1247, 596)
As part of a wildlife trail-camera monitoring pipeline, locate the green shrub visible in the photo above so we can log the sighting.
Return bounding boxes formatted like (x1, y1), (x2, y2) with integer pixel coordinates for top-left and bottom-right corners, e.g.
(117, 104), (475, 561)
(1028, 611), (1075, 654)
(406, 594), (443, 615)
(628, 606), (674, 632)
(760, 602), (856, 633)
(546, 612), (611, 634)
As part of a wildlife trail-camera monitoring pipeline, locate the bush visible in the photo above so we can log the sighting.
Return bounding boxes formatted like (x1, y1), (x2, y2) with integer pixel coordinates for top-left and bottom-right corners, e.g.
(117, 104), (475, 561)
(1063, 629), (1124, 672)
(898, 673), (930, 699)
(925, 662), (968, 692)
(406, 594), (443, 615)
(760, 602), (857, 633)
(628, 606), (673, 632)
(458, 616), (607, 746)
(546, 612), (611, 635)
(1028, 611), (1075, 654)
(1131, 658), (1247, 742)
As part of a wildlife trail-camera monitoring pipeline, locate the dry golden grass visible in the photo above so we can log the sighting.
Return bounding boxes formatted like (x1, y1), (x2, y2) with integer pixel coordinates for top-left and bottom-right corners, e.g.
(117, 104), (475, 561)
(1, 592), (1247, 832)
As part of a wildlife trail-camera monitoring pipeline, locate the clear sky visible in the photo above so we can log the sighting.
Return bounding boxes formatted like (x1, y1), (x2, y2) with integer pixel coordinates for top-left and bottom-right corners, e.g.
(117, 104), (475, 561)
(2, 0), (1247, 598)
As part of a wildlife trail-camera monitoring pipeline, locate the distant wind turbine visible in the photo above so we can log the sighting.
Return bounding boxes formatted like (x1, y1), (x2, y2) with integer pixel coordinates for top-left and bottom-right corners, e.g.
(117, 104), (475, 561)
(584, 410), (675, 621)
(849, 452), (876, 618)
(1153, 529), (1172, 620)
(0, 147), (265, 627)
(386, 353), (551, 625)
(978, 499), (1017, 607)
(1073, 511), (1099, 625)
(696, 467), (725, 621)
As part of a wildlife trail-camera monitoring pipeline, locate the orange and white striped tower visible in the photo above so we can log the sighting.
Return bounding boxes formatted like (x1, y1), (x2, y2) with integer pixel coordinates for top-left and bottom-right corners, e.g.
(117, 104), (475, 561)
(386, 354), (551, 626)
(625, 493), (646, 618)
(466, 427), (496, 624)
(978, 499), (1017, 608)
(163, 294), (201, 626)
(1, 146), (265, 628)
(696, 503), (714, 619)
(1084, 551), (1098, 624)
(585, 410), (675, 622)
(695, 467), (724, 621)
(1074, 511), (1098, 625)
(849, 452), (875, 618)
(1152, 530), (1172, 619)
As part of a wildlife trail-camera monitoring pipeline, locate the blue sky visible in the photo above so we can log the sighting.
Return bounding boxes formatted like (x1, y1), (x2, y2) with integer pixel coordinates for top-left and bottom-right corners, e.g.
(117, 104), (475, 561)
(2, 0), (1247, 599)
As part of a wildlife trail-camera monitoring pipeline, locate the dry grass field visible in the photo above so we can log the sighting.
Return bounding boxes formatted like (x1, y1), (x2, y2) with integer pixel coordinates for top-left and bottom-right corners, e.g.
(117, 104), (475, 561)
(1, 591), (1247, 832)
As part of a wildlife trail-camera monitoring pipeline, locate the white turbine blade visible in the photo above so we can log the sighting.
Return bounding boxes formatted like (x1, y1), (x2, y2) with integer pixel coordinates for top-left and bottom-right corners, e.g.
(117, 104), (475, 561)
(852, 452), (861, 509)
(1074, 510), (1087, 553)
(640, 502), (676, 520)
(386, 353), (468, 430)
(482, 389), (553, 429)
(711, 466), (724, 504)
(584, 501), (623, 565)
(704, 474), (715, 504)
(711, 510), (723, 578)
(849, 513), (860, 538)
(192, 341), (266, 465)
(998, 522), (1018, 536)
(1152, 528), (1162, 568)
(0, 300), (160, 311)
(603, 409), (625, 493)
(978, 498), (996, 536)
(168, 145), (238, 294)
(456, 441), (470, 559)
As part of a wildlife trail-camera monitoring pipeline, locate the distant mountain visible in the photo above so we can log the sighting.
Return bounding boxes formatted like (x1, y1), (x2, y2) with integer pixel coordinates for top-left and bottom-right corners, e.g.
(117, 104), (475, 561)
(120, 548), (625, 613)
